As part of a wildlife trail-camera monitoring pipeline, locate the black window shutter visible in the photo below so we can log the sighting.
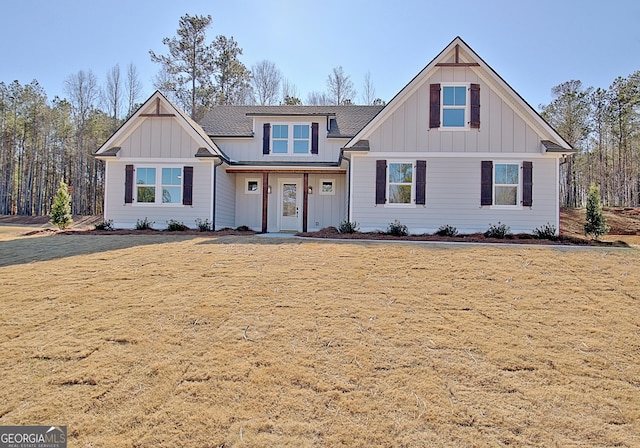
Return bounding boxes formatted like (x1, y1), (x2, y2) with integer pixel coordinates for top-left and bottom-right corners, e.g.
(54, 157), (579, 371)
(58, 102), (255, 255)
(522, 161), (533, 206)
(416, 160), (426, 205)
(125, 164), (134, 203)
(429, 84), (441, 128)
(481, 161), (493, 206)
(375, 160), (387, 205)
(262, 123), (271, 154)
(311, 122), (319, 154)
(183, 166), (193, 206)
(470, 83), (480, 129)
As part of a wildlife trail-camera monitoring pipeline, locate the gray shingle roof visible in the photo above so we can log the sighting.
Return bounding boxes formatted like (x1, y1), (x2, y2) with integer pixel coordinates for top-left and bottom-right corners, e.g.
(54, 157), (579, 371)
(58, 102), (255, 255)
(199, 105), (385, 138)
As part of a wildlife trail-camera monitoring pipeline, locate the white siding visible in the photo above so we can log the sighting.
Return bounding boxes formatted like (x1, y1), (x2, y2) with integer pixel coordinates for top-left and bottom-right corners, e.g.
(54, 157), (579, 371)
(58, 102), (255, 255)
(366, 68), (544, 154)
(350, 154), (559, 234)
(103, 161), (214, 230)
(234, 174), (264, 231)
(232, 173), (347, 232)
(214, 166), (236, 229)
(119, 117), (201, 159)
(214, 121), (348, 164)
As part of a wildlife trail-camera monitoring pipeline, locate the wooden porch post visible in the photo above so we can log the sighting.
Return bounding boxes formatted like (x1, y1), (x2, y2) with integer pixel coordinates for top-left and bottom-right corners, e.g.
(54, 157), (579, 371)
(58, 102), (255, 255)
(303, 173), (309, 233)
(262, 172), (269, 233)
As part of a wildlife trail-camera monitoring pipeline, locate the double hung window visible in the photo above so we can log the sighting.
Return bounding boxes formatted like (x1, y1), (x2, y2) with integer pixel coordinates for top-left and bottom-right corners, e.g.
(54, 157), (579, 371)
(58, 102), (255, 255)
(134, 167), (183, 204)
(271, 124), (311, 154)
(442, 86), (468, 127)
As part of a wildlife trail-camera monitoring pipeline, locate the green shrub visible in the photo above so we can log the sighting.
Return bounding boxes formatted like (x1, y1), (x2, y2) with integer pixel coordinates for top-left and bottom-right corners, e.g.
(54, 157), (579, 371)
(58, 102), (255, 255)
(435, 224), (459, 237)
(387, 220), (408, 236)
(195, 218), (212, 232)
(135, 218), (154, 230)
(235, 225), (251, 232)
(584, 185), (609, 240)
(338, 220), (359, 234)
(166, 220), (188, 231)
(533, 223), (557, 240)
(50, 181), (73, 229)
(94, 219), (114, 231)
(484, 222), (511, 239)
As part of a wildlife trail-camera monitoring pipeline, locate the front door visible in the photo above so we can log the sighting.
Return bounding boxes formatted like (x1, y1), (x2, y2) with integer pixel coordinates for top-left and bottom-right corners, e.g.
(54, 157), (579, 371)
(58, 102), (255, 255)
(279, 179), (301, 231)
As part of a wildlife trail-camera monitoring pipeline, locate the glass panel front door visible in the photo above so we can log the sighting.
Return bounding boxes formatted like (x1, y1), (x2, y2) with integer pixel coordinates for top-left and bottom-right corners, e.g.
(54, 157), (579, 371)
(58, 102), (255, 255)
(279, 181), (300, 231)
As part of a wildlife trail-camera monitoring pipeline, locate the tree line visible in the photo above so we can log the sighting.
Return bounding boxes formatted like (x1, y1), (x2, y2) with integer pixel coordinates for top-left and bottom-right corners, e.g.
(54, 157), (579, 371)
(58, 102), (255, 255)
(540, 74), (640, 207)
(1, 13), (638, 216)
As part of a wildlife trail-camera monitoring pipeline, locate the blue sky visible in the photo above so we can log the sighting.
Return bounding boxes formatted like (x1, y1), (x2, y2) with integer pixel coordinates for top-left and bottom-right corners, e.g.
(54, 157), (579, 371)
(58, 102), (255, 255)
(2, 0), (639, 110)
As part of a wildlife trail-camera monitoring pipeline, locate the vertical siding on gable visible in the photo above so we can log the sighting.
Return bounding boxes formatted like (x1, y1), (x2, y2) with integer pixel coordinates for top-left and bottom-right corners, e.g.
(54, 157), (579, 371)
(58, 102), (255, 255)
(366, 67), (546, 154)
(119, 118), (203, 159)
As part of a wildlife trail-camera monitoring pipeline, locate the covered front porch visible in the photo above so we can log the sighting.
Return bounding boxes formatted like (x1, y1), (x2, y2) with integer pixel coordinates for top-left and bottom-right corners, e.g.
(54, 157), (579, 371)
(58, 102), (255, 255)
(228, 169), (347, 233)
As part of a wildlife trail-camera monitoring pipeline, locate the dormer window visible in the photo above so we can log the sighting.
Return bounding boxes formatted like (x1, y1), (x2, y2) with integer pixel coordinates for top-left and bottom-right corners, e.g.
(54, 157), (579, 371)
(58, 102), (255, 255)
(263, 122), (320, 155)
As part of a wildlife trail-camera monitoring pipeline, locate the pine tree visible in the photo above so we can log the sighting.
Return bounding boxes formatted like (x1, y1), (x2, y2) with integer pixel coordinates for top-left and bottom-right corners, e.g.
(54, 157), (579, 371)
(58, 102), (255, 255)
(584, 185), (608, 240)
(50, 181), (73, 229)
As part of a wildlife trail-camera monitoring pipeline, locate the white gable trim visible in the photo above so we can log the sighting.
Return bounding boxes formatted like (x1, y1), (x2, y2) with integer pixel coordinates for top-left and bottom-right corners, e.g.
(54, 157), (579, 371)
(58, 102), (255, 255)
(345, 36), (572, 152)
(95, 91), (223, 158)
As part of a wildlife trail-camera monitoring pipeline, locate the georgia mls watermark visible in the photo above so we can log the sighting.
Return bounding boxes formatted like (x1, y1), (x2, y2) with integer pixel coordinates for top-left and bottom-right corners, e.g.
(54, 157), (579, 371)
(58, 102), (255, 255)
(0, 426), (66, 448)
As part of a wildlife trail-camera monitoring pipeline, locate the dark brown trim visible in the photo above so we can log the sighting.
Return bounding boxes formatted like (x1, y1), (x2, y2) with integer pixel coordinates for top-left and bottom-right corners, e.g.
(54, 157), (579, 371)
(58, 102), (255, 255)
(415, 160), (426, 205)
(429, 84), (441, 129)
(435, 63), (480, 67)
(303, 173), (309, 232)
(262, 172), (269, 233)
(375, 160), (386, 205)
(470, 83), (481, 129)
(226, 169), (346, 174)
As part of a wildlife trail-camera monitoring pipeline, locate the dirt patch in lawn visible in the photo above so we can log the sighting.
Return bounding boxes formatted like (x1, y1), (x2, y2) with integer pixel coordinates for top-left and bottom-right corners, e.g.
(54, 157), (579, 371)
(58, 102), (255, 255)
(0, 233), (639, 446)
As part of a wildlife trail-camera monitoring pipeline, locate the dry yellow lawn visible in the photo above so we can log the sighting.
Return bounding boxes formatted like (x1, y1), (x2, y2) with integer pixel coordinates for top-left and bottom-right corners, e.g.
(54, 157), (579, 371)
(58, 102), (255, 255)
(0, 228), (639, 447)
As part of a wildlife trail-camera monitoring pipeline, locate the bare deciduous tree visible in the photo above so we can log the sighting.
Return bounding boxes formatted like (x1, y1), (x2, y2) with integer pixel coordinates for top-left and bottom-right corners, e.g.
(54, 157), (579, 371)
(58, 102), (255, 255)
(103, 64), (123, 131)
(125, 62), (143, 118)
(252, 60), (281, 105)
(326, 66), (356, 105)
(361, 71), (376, 105)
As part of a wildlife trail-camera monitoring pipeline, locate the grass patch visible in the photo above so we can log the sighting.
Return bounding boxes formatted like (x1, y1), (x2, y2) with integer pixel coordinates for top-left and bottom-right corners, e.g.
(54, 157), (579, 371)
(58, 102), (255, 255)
(0, 233), (638, 446)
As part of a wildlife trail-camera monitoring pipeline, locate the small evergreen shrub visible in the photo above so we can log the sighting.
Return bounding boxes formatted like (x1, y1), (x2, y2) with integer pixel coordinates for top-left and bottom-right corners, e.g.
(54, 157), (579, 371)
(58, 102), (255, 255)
(50, 181), (73, 229)
(235, 225), (251, 232)
(435, 224), (459, 237)
(338, 220), (359, 234)
(584, 185), (609, 240)
(135, 217), (154, 230)
(166, 220), (188, 231)
(387, 220), (408, 236)
(94, 219), (114, 231)
(533, 223), (557, 240)
(484, 222), (511, 239)
(195, 218), (212, 232)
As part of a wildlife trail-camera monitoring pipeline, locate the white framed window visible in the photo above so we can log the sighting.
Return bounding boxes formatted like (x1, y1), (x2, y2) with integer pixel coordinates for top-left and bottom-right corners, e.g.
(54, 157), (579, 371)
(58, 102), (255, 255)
(135, 166), (183, 205)
(387, 161), (414, 205)
(271, 123), (311, 155)
(245, 178), (260, 194)
(494, 163), (520, 207)
(319, 179), (335, 195)
(442, 84), (469, 128)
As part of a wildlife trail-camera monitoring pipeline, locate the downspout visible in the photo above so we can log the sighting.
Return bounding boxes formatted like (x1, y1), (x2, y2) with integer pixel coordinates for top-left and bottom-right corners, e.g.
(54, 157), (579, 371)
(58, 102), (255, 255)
(212, 158), (224, 231)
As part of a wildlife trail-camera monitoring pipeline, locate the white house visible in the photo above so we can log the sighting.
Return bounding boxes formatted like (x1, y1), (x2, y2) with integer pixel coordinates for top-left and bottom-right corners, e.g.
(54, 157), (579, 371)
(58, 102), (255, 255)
(95, 37), (573, 234)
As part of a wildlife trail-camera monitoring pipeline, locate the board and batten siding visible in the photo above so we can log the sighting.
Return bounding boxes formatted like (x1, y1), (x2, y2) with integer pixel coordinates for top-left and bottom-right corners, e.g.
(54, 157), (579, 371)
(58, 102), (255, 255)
(366, 68), (541, 154)
(118, 117), (202, 159)
(350, 154), (559, 234)
(103, 161), (214, 229)
(214, 128), (348, 164)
